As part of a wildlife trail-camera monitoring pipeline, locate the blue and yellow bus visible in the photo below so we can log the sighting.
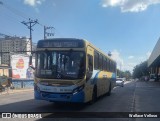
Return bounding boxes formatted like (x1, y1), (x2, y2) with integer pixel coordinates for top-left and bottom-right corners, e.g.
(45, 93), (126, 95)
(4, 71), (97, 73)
(31, 38), (116, 103)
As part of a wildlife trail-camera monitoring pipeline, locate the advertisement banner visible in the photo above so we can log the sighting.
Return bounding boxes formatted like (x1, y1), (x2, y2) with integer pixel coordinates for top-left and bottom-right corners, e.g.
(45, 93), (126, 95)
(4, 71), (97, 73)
(11, 54), (35, 79)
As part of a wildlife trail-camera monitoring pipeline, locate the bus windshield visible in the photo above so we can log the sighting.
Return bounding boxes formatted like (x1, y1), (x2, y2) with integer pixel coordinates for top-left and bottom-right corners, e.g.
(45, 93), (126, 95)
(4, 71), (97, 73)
(36, 51), (85, 79)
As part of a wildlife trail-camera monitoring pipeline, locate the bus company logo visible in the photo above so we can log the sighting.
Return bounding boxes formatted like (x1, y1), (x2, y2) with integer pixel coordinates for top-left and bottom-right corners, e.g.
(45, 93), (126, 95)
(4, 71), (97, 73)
(2, 113), (11, 118)
(57, 74), (61, 79)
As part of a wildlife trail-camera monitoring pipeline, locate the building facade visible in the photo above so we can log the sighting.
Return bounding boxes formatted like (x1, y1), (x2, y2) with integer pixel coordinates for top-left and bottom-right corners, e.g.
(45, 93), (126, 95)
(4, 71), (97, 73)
(148, 38), (160, 80)
(0, 36), (31, 65)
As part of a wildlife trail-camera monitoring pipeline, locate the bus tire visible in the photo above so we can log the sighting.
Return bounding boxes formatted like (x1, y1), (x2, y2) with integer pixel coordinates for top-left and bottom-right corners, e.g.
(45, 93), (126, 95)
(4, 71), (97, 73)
(107, 83), (111, 96)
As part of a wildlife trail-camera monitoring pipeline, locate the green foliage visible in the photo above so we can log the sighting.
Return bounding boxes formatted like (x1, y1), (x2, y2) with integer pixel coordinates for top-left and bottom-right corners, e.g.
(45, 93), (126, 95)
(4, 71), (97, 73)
(132, 60), (149, 78)
(117, 69), (132, 80)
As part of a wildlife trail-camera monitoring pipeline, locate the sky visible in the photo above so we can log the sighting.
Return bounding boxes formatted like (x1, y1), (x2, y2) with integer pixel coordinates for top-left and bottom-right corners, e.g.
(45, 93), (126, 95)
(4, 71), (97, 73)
(1, 0), (160, 72)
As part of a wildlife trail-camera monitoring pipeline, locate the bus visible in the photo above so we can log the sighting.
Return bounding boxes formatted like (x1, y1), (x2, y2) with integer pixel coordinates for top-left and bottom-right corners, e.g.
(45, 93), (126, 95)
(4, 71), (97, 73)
(30, 38), (116, 103)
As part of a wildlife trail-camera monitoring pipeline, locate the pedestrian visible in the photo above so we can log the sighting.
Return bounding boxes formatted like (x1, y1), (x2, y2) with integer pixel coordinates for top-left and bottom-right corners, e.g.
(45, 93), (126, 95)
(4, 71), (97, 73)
(0, 84), (4, 95)
(145, 76), (147, 81)
(5, 78), (11, 94)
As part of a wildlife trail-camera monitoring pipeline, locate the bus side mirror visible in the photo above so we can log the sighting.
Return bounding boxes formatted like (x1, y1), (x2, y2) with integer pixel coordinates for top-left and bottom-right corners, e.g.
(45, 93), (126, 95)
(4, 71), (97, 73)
(30, 65), (35, 70)
(29, 55), (32, 65)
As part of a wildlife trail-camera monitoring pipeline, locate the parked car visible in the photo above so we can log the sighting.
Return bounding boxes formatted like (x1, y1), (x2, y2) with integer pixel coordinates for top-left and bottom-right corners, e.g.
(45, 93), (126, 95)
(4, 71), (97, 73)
(116, 78), (124, 87)
(150, 74), (156, 81)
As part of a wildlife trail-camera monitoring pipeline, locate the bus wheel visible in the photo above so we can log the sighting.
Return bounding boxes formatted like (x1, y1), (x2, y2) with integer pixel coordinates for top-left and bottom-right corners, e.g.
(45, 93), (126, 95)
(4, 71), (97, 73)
(107, 84), (111, 96)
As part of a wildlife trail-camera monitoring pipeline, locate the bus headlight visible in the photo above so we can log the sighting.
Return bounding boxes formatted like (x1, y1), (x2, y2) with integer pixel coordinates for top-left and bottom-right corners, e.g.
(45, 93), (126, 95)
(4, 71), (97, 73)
(73, 85), (84, 95)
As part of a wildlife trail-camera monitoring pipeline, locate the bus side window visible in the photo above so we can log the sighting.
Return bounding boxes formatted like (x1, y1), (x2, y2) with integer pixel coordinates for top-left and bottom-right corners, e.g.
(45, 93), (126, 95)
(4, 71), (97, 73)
(86, 54), (93, 81)
(94, 51), (99, 70)
(88, 55), (93, 71)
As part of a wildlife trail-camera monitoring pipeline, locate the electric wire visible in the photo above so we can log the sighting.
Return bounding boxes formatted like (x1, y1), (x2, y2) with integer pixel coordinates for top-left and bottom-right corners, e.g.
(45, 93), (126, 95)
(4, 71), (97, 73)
(0, 1), (45, 28)
(0, 1), (58, 38)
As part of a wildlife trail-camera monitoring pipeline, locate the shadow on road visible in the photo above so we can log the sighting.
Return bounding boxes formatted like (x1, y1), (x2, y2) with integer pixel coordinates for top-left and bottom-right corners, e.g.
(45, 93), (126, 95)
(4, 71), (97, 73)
(0, 99), (91, 112)
(0, 81), (136, 112)
(0, 81), (137, 121)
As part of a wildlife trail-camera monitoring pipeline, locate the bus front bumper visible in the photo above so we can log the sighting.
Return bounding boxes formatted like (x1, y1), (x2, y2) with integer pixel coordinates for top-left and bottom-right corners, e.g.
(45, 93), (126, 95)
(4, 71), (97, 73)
(34, 89), (85, 103)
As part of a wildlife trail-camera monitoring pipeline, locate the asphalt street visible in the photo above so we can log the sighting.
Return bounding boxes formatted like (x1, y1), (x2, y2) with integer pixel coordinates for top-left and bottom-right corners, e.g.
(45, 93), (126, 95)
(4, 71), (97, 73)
(0, 80), (160, 121)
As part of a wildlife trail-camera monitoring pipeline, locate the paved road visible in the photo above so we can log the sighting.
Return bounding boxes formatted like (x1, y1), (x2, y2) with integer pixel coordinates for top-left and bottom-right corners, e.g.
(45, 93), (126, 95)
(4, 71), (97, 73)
(0, 80), (160, 121)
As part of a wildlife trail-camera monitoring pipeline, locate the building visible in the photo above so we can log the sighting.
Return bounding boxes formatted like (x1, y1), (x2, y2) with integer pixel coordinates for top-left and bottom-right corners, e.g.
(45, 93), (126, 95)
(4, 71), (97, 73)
(148, 38), (160, 79)
(0, 36), (31, 65)
(0, 64), (11, 77)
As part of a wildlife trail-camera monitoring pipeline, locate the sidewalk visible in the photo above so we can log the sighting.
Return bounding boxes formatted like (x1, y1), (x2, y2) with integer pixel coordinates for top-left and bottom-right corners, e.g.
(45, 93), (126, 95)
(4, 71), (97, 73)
(136, 79), (160, 87)
(0, 88), (33, 95)
(135, 80), (160, 113)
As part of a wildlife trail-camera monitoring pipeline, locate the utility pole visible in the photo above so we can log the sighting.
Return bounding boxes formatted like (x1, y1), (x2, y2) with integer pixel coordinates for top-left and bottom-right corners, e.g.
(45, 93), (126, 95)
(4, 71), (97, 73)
(44, 26), (54, 39)
(21, 18), (38, 54)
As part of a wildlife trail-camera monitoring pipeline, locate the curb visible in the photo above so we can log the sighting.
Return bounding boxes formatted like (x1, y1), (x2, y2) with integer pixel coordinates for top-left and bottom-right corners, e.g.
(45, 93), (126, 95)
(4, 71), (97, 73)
(0, 88), (33, 95)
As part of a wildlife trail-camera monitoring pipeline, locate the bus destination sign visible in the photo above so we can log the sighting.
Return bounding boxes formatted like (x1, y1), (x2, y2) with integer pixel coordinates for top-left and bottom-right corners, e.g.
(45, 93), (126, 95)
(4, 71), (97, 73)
(37, 39), (84, 48)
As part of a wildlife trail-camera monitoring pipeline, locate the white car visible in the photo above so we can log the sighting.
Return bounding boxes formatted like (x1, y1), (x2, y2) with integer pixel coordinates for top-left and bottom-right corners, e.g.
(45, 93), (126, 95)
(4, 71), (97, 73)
(116, 78), (124, 87)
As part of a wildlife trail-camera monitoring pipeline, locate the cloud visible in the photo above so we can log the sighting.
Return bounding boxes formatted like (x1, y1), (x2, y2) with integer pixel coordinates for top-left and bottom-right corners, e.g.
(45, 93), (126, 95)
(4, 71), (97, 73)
(24, 0), (45, 6)
(111, 50), (124, 70)
(128, 56), (134, 59)
(111, 50), (139, 72)
(123, 62), (137, 73)
(110, 50), (151, 72)
(101, 0), (160, 12)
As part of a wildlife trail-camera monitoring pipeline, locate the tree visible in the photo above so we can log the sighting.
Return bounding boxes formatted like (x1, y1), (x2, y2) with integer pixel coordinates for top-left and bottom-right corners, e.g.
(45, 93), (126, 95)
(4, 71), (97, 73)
(124, 71), (132, 80)
(117, 69), (132, 80)
(132, 60), (149, 79)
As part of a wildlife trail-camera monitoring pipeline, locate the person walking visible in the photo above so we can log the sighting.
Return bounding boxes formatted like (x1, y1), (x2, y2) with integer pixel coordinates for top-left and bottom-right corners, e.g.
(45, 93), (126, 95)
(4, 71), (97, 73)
(6, 78), (11, 94)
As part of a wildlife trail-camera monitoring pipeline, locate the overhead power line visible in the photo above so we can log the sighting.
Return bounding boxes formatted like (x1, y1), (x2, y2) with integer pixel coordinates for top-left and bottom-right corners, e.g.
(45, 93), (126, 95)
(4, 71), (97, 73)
(0, 1), (57, 39)
(0, 1), (29, 20)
